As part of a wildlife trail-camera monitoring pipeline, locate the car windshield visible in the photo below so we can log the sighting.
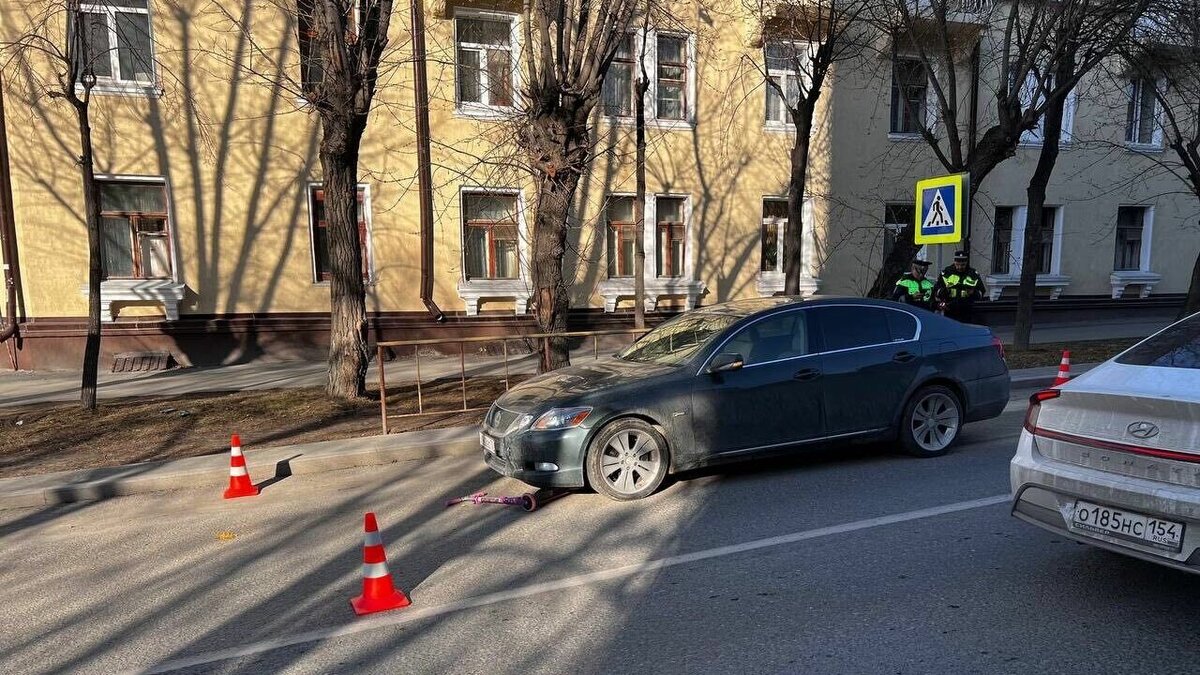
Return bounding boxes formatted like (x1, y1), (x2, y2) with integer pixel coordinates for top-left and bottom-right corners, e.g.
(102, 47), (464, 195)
(619, 312), (741, 366)
(1115, 314), (1200, 370)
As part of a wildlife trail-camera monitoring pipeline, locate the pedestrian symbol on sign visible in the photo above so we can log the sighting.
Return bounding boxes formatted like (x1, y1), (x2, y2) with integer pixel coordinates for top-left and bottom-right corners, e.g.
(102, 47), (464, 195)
(914, 173), (967, 245)
(920, 187), (955, 236)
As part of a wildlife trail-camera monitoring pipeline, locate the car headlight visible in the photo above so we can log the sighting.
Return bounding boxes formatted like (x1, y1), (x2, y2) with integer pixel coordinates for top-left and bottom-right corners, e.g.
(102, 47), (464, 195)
(531, 407), (593, 431)
(505, 414), (535, 435)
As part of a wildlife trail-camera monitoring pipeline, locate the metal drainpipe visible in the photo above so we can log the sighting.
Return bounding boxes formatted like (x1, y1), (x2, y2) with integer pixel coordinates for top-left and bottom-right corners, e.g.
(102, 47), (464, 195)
(0, 75), (23, 361)
(411, 0), (445, 323)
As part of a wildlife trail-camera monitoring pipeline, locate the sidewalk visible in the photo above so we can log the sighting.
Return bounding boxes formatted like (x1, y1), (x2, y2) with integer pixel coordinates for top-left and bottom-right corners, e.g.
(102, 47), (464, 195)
(0, 317), (1161, 408)
(0, 363), (1090, 510)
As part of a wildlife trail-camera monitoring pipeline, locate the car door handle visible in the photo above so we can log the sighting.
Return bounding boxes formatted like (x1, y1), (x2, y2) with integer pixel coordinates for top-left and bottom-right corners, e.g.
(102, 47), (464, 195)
(892, 351), (917, 363)
(793, 368), (821, 381)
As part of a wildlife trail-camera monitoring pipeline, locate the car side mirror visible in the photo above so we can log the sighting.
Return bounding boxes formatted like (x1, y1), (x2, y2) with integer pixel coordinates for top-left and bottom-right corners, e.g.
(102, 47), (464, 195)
(708, 353), (744, 374)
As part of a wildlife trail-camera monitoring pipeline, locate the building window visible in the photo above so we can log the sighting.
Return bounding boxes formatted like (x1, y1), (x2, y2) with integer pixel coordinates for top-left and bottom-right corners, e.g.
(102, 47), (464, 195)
(297, 1), (364, 93)
(603, 34), (637, 117)
(99, 181), (172, 280)
(1030, 206), (1056, 275)
(463, 193), (519, 280)
(655, 196), (685, 277)
(75, 0), (155, 87)
(992, 207), (1014, 275)
(605, 196), (636, 278)
(656, 35), (688, 121)
(1127, 78), (1159, 146)
(456, 15), (515, 109)
(761, 199), (788, 273)
(765, 43), (803, 125)
(1015, 70), (1076, 145)
(890, 58), (927, 135)
(882, 203), (915, 263)
(1115, 206), (1146, 271)
(309, 186), (370, 282)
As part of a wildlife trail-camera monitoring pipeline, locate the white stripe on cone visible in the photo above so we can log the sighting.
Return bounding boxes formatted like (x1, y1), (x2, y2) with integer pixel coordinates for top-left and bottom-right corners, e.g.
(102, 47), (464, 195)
(230, 466), (248, 477)
(363, 562), (390, 579)
(231, 447), (244, 457)
(364, 532), (383, 547)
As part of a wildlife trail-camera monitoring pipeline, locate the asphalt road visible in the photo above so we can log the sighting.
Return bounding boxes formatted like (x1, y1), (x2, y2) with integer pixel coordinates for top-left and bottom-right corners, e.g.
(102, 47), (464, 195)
(3, 389), (1199, 674)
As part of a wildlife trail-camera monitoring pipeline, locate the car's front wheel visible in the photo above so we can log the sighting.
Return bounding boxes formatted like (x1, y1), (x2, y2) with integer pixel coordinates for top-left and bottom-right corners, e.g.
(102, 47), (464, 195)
(585, 419), (669, 501)
(900, 385), (962, 457)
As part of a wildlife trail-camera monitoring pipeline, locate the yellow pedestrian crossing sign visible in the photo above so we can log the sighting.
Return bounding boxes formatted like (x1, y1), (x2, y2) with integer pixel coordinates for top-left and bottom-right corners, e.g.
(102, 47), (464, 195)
(914, 173), (968, 245)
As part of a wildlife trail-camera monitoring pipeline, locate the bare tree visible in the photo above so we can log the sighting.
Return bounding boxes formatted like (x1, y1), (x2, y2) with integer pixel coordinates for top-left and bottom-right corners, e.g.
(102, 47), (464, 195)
(0, 2), (162, 409)
(1011, 0), (1151, 350)
(747, 0), (881, 295)
(209, 1), (400, 398)
(516, 0), (641, 370)
(868, 0), (1132, 298)
(1125, 1), (1200, 316)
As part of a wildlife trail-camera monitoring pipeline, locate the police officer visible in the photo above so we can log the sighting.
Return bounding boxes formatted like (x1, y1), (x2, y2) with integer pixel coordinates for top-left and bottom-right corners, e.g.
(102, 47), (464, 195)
(934, 250), (986, 323)
(891, 258), (934, 310)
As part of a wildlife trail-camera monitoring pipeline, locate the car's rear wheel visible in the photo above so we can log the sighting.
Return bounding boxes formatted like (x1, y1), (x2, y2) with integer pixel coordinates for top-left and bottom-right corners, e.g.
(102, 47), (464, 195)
(900, 385), (962, 457)
(585, 419), (669, 501)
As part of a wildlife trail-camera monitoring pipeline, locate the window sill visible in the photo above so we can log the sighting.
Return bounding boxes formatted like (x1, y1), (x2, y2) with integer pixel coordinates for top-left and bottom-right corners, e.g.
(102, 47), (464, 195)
(597, 277), (706, 312)
(79, 278), (186, 322)
(755, 271), (820, 297)
(984, 273), (1070, 301)
(887, 133), (925, 143)
(454, 105), (515, 121)
(764, 122), (796, 135)
(77, 82), (161, 98)
(600, 116), (696, 131)
(1125, 142), (1164, 154)
(456, 278), (531, 317)
(1110, 270), (1161, 299)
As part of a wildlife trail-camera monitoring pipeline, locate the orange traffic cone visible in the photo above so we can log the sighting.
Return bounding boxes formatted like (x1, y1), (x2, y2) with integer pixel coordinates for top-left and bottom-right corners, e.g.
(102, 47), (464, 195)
(351, 512), (411, 616)
(222, 434), (260, 499)
(1052, 350), (1071, 387)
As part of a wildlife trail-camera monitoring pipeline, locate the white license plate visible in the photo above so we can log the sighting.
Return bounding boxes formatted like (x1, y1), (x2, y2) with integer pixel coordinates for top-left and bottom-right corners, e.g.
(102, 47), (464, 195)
(1071, 500), (1184, 552)
(480, 432), (496, 455)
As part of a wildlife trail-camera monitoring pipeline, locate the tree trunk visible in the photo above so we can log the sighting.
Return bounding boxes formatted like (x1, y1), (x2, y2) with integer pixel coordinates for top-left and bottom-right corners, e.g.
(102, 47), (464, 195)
(784, 102), (815, 296)
(633, 66), (648, 329)
(1183, 249), (1200, 318)
(1013, 60), (1072, 352)
(869, 221), (920, 299)
(75, 99), (102, 411)
(532, 170), (581, 371)
(320, 116), (369, 399)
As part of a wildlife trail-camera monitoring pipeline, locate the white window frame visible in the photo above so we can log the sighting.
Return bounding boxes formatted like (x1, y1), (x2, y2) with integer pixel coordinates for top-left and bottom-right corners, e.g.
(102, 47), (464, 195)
(647, 30), (698, 128)
(458, 187), (530, 283)
(888, 55), (936, 141)
(763, 41), (812, 131)
(601, 32), (641, 120)
(76, 0), (159, 96)
(1126, 77), (1165, 151)
(651, 193), (692, 278)
(1113, 204), (1154, 273)
(453, 8), (521, 118)
(603, 192), (638, 278)
(759, 197), (817, 277)
(1007, 205), (1064, 277)
(1016, 70), (1077, 146)
(305, 182), (375, 285)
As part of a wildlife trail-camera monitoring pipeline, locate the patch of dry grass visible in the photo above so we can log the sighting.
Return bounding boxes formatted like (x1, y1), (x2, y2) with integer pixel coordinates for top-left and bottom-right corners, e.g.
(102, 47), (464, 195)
(0, 376), (526, 479)
(1003, 339), (1137, 370)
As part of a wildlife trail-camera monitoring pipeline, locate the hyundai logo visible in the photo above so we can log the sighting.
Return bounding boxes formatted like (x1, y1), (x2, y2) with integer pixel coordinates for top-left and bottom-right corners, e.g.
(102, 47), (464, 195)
(1127, 421), (1160, 439)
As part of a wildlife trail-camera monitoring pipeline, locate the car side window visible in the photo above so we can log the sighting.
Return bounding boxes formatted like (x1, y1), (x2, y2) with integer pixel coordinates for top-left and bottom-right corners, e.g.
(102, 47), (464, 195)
(724, 311), (810, 365)
(885, 309), (918, 342)
(814, 306), (892, 352)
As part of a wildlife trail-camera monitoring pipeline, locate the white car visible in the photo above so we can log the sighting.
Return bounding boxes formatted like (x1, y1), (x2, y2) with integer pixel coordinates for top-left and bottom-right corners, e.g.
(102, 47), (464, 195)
(1011, 312), (1200, 573)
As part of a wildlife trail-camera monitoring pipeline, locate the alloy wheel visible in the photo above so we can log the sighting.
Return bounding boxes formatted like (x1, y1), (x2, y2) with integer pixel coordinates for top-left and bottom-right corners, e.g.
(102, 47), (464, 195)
(911, 392), (960, 453)
(598, 429), (663, 496)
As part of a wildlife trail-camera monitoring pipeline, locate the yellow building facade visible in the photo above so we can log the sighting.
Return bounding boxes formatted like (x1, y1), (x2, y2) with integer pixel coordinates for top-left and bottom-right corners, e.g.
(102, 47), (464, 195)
(0, 0), (1194, 369)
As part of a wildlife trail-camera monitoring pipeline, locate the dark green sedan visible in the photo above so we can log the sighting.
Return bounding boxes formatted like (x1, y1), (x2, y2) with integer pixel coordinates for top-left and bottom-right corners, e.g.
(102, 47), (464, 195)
(482, 297), (1010, 500)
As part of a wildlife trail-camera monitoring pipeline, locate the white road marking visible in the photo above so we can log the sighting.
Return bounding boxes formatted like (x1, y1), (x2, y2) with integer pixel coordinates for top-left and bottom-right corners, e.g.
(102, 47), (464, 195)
(140, 493), (1011, 674)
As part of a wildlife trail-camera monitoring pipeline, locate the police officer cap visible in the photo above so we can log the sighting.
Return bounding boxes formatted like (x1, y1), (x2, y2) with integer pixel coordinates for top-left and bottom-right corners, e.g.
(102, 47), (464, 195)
(912, 259), (931, 268)
(953, 250), (969, 260)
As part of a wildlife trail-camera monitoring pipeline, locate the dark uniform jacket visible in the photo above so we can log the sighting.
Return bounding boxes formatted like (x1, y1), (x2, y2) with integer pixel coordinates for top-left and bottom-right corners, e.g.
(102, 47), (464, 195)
(934, 265), (986, 321)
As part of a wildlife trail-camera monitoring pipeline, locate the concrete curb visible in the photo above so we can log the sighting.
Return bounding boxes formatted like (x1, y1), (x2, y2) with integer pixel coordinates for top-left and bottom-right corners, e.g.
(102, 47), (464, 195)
(0, 363), (1100, 511)
(0, 425), (481, 511)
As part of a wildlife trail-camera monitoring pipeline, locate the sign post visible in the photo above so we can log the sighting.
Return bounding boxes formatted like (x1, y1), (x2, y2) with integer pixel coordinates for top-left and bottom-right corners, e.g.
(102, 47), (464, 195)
(914, 173), (969, 247)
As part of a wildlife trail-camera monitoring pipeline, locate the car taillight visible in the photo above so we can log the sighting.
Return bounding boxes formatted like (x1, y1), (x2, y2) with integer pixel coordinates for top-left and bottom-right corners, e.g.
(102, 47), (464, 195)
(991, 335), (1006, 362)
(1024, 389), (1061, 433)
